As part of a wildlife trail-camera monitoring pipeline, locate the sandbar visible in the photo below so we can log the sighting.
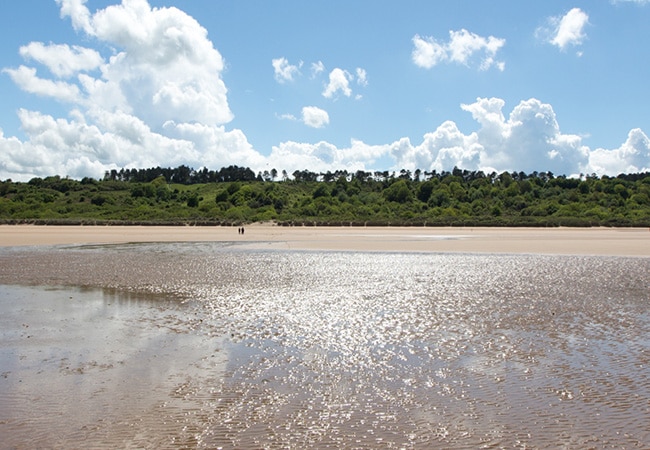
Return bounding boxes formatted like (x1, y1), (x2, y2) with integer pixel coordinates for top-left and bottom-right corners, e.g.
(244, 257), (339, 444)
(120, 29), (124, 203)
(0, 224), (648, 256)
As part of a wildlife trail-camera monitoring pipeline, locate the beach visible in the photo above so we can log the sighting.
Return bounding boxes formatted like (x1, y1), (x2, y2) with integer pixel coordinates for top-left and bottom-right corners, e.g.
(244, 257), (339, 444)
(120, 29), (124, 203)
(1, 224), (649, 255)
(1, 225), (649, 448)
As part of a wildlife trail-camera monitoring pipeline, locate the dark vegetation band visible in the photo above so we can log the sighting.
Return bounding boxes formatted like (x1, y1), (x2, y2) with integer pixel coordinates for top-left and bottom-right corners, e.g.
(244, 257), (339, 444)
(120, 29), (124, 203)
(1, 165), (649, 227)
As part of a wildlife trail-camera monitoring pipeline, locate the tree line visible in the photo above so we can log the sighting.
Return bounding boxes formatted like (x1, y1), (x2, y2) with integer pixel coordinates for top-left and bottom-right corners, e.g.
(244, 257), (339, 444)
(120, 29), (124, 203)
(102, 164), (648, 186)
(103, 164), (258, 183)
(1, 165), (649, 227)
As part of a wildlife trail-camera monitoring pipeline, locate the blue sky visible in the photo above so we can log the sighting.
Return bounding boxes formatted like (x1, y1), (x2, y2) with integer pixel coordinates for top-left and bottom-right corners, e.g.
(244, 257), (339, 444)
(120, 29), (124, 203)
(1, 0), (649, 181)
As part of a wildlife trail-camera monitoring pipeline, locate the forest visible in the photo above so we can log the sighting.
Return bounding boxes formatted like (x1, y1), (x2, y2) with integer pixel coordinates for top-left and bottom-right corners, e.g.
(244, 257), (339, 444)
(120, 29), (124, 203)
(1, 165), (649, 227)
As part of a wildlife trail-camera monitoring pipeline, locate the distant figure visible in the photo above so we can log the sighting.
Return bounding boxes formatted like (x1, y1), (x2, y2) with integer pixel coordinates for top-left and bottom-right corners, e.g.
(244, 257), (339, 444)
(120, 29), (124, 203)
(237, 227), (241, 235)
(241, 226), (245, 235)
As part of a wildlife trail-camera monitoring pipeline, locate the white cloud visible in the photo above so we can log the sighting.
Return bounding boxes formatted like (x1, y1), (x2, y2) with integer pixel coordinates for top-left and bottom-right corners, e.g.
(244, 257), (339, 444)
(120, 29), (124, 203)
(322, 68), (352, 98)
(383, 97), (649, 177)
(356, 68), (368, 86)
(1, 2), (647, 181)
(0, 107), (262, 180)
(267, 139), (386, 174)
(460, 97), (591, 174)
(61, 0), (233, 125)
(267, 98), (641, 178)
(19, 42), (103, 78)
(57, 0), (93, 34)
(272, 57), (302, 83)
(2, 0), (242, 179)
(311, 61), (325, 78)
(552, 8), (589, 50)
(301, 106), (329, 129)
(2, 93), (648, 181)
(412, 35), (445, 69)
(412, 29), (505, 71)
(3, 66), (82, 103)
(276, 113), (297, 121)
(166, 121), (264, 170)
(588, 128), (650, 175)
(538, 8), (589, 51)
(390, 122), (482, 173)
(268, 141), (336, 171)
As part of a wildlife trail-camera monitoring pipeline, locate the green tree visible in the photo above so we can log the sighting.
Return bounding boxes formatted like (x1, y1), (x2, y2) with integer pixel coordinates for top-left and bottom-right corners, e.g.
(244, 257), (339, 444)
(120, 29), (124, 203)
(313, 184), (330, 199)
(417, 180), (436, 203)
(383, 180), (413, 203)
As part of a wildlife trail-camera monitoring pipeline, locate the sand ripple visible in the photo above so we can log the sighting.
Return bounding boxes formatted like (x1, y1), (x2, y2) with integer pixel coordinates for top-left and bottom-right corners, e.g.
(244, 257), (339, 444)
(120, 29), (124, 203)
(1, 243), (649, 448)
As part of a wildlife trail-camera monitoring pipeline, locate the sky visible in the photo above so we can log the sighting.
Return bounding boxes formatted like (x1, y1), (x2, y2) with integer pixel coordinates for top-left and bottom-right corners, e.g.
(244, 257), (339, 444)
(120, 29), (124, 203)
(1, 0), (649, 181)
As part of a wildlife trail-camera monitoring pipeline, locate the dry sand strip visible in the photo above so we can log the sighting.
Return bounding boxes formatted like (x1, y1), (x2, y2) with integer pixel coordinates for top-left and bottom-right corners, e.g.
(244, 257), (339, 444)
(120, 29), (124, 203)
(0, 224), (649, 256)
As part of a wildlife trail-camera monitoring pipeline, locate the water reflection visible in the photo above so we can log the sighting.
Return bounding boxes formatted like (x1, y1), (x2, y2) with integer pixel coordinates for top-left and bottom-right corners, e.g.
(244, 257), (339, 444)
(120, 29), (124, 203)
(0, 246), (648, 448)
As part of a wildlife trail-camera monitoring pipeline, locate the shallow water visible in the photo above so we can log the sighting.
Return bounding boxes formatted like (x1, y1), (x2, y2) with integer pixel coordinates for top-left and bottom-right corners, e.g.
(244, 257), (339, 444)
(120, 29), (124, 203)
(1, 243), (649, 448)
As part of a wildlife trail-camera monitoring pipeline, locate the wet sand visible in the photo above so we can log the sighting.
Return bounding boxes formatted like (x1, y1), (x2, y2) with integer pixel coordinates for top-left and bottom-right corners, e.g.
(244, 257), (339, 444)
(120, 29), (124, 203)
(1, 247), (649, 448)
(1, 233), (649, 447)
(1, 224), (649, 255)
(0, 285), (226, 449)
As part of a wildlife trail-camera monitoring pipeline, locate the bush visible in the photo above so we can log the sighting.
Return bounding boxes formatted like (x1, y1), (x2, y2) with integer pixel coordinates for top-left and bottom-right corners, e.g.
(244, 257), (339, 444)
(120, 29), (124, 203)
(91, 195), (107, 206)
(215, 190), (229, 203)
(187, 194), (200, 208)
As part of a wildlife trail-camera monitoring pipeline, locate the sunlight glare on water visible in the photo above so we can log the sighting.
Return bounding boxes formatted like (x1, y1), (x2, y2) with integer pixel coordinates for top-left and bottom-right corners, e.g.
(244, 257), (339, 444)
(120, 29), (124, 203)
(0, 243), (649, 448)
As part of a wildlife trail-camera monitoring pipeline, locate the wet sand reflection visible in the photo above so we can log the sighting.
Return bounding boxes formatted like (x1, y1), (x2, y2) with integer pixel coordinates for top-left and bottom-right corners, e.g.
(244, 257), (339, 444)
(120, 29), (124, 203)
(0, 244), (649, 448)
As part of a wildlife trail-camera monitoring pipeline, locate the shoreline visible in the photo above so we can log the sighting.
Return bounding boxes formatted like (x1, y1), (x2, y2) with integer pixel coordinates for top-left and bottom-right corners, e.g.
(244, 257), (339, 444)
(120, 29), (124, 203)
(1, 224), (648, 256)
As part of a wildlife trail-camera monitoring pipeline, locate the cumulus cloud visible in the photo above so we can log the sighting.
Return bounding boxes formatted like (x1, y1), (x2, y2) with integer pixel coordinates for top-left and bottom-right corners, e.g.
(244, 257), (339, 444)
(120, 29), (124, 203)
(272, 63), (366, 127)
(388, 97), (649, 176)
(57, 0), (93, 34)
(267, 139), (387, 174)
(267, 98), (645, 178)
(412, 29), (506, 71)
(19, 42), (103, 78)
(462, 97), (590, 174)
(0, 107), (262, 181)
(301, 106), (330, 128)
(272, 57), (302, 83)
(2, 0), (245, 180)
(1, 1), (647, 181)
(310, 66), (368, 99)
(389, 122), (482, 173)
(3, 66), (82, 102)
(588, 128), (650, 175)
(57, 0), (233, 125)
(538, 8), (589, 51)
(322, 68), (352, 98)
(463, 97), (587, 174)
